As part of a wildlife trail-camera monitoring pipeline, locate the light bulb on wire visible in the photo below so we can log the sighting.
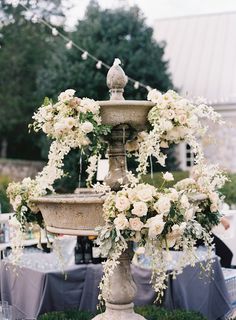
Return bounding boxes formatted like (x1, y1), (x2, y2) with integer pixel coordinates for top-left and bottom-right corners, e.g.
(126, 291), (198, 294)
(52, 28), (58, 36)
(81, 51), (88, 60)
(134, 81), (139, 89)
(96, 61), (102, 69)
(31, 14), (38, 23)
(66, 41), (73, 50)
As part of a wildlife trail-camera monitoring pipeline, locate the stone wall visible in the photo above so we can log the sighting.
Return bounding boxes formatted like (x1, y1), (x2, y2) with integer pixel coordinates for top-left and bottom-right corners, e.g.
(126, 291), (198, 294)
(0, 159), (45, 181)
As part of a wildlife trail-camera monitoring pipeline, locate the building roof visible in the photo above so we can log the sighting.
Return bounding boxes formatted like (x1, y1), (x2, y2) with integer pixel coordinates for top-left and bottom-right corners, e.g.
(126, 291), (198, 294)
(154, 12), (236, 104)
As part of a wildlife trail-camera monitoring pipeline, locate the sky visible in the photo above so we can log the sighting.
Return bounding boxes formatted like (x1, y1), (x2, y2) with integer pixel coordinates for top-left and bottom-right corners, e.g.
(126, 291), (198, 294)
(66, 0), (236, 27)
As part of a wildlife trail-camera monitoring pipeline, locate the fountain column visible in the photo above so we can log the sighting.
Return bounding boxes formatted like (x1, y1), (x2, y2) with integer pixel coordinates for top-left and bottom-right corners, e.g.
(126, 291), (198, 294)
(92, 60), (146, 320)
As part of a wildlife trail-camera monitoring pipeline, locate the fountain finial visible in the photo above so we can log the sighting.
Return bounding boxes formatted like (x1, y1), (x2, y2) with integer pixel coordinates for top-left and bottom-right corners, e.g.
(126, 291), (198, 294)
(107, 58), (128, 100)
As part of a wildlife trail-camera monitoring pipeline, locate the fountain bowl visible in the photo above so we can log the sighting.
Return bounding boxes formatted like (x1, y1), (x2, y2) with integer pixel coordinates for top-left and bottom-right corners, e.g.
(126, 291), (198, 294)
(99, 100), (155, 130)
(32, 189), (105, 236)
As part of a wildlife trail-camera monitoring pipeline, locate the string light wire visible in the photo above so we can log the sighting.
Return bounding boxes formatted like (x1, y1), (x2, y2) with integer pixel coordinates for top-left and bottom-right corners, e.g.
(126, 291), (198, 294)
(16, 2), (152, 91)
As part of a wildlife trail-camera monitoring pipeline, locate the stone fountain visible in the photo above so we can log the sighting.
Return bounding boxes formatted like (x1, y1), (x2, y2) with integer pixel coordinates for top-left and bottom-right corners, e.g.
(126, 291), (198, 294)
(33, 59), (155, 320)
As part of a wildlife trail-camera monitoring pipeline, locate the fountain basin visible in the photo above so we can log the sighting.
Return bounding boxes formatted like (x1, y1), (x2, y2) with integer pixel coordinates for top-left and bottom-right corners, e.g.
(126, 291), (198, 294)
(32, 190), (105, 236)
(99, 100), (155, 130)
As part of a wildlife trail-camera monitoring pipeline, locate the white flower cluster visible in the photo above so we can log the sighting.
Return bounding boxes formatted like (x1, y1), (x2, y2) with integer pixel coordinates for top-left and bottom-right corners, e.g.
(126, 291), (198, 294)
(131, 89), (223, 175)
(32, 89), (100, 146)
(98, 165), (224, 301)
(8, 89), (109, 228)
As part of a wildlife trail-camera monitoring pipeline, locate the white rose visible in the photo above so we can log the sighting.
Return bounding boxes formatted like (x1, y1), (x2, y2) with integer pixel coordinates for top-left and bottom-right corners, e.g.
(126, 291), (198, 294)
(172, 224), (181, 235)
(154, 196), (171, 215)
(159, 119), (173, 131)
(54, 121), (67, 135)
(210, 203), (219, 213)
(127, 189), (138, 203)
(80, 98), (100, 114)
(180, 195), (190, 209)
(171, 223), (185, 237)
(131, 201), (148, 217)
(147, 89), (163, 103)
(42, 122), (52, 134)
(163, 172), (174, 181)
(129, 217), (144, 231)
(64, 117), (76, 129)
(174, 178), (196, 191)
(184, 208), (194, 220)
(147, 216), (165, 239)
(115, 195), (130, 212)
(180, 222), (187, 231)
(58, 89), (75, 102)
(209, 192), (219, 205)
(137, 186), (155, 202)
(13, 195), (22, 210)
(81, 121), (94, 133)
(161, 109), (176, 120)
(168, 188), (179, 201)
(114, 214), (129, 230)
(22, 177), (32, 187)
(176, 112), (187, 125)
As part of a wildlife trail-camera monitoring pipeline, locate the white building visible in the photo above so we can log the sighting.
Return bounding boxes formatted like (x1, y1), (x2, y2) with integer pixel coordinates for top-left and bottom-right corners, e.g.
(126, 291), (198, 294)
(154, 12), (236, 172)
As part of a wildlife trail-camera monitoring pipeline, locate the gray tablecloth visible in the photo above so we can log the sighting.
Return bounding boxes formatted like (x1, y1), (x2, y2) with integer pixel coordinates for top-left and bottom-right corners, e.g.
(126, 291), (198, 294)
(0, 258), (232, 320)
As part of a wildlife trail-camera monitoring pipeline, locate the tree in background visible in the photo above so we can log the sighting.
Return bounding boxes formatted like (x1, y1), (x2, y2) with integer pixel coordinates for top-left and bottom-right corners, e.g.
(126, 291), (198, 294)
(0, 0), (178, 192)
(0, 0), (65, 159)
(37, 1), (172, 101)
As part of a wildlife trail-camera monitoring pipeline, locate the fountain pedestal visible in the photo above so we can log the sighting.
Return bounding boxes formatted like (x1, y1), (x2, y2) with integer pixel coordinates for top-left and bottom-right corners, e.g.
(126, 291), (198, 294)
(93, 249), (145, 320)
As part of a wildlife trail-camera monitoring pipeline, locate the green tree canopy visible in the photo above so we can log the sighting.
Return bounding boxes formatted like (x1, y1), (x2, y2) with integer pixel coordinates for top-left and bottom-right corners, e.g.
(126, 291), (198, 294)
(0, 0), (64, 159)
(37, 1), (173, 101)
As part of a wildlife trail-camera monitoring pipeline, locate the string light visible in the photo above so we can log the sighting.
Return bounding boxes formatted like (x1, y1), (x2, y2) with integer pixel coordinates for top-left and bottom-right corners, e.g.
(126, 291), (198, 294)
(11, 1), (153, 93)
(81, 51), (88, 60)
(66, 40), (73, 50)
(96, 60), (102, 69)
(31, 14), (38, 24)
(51, 28), (58, 36)
(134, 81), (139, 89)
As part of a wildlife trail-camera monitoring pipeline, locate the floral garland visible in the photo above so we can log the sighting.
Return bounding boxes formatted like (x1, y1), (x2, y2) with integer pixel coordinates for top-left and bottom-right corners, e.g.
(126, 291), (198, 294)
(7, 89), (110, 228)
(97, 165), (227, 302)
(126, 90), (223, 176)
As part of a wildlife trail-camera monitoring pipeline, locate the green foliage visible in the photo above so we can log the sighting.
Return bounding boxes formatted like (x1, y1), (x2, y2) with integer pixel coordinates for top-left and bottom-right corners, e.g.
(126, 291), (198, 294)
(38, 306), (206, 320)
(220, 173), (236, 206)
(135, 306), (206, 320)
(38, 310), (93, 320)
(0, 1), (64, 160)
(0, 176), (11, 212)
(142, 171), (189, 187)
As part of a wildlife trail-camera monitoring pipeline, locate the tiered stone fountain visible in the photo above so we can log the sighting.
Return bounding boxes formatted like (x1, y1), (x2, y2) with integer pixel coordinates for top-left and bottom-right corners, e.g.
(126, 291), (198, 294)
(33, 59), (155, 320)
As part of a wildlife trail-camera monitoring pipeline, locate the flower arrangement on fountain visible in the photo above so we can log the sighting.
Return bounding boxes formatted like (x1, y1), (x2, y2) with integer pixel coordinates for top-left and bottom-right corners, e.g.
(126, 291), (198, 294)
(7, 89), (111, 227)
(126, 89), (223, 175)
(97, 163), (227, 302)
(7, 84), (227, 299)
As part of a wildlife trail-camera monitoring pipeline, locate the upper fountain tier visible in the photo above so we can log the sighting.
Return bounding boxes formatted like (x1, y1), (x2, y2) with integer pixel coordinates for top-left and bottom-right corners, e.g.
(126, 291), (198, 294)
(32, 59), (156, 235)
(99, 58), (155, 131)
